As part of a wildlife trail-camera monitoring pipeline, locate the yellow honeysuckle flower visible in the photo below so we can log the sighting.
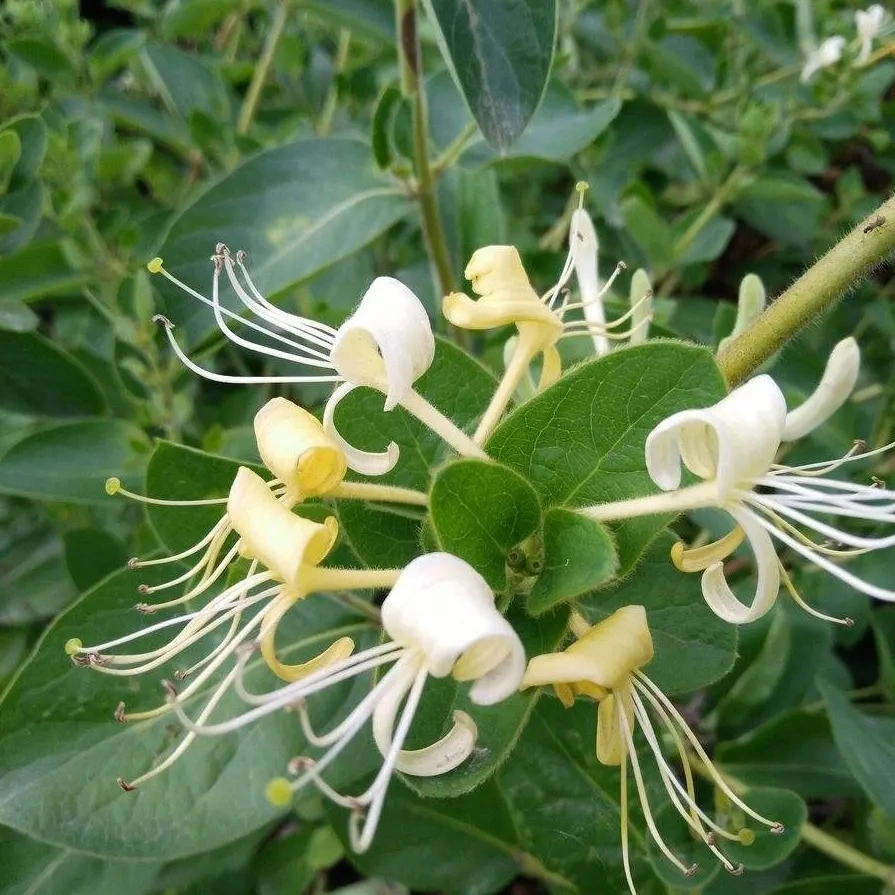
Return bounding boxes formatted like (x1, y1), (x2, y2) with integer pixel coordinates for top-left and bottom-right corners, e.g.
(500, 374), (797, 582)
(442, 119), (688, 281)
(521, 606), (783, 893)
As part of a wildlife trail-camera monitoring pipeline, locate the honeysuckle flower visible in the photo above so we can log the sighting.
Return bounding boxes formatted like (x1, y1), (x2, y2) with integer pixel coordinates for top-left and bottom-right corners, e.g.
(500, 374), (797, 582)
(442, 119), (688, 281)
(856, 5), (889, 64)
(717, 274), (766, 355)
(67, 464), (403, 790)
(521, 607), (783, 893)
(444, 220), (641, 441)
(167, 552), (526, 853)
(627, 268), (653, 347)
(583, 337), (895, 625)
(148, 245), (484, 474)
(800, 35), (846, 82)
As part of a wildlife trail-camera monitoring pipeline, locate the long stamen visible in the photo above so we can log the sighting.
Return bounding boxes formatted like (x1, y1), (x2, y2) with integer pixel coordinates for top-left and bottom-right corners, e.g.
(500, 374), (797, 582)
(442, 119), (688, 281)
(619, 748), (637, 895)
(616, 686), (697, 878)
(778, 560), (853, 626)
(153, 316), (343, 385)
(209, 255), (335, 367)
(129, 518), (230, 570)
(105, 476), (228, 507)
(558, 261), (628, 318)
(634, 672), (783, 833)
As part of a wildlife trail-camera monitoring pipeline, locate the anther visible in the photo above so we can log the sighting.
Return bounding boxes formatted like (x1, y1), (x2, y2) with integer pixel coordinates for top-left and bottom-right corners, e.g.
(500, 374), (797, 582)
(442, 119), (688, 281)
(88, 653), (109, 667)
(705, 832), (716, 846)
(127, 557), (139, 569)
(728, 863), (745, 876)
(845, 617), (855, 628)
(114, 702), (127, 723)
(135, 603), (154, 614)
(105, 477), (121, 496)
(152, 314), (173, 329)
(287, 755), (316, 775)
(117, 777), (136, 792)
(215, 242), (229, 255)
(146, 257), (164, 274)
(211, 254), (223, 273)
(174, 668), (189, 681)
(854, 439), (868, 453)
(683, 863), (699, 878)
(770, 822), (785, 834)
(236, 249), (247, 264)
(64, 637), (83, 656)
(137, 584), (151, 595)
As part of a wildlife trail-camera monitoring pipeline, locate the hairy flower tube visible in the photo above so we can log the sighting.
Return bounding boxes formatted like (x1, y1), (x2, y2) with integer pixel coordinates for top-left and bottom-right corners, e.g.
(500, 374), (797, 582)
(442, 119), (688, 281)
(521, 607), (783, 893)
(583, 337), (895, 624)
(66, 465), (403, 790)
(443, 210), (640, 441)
(148, 245), (484, 473)
(166, 551), (527, 853)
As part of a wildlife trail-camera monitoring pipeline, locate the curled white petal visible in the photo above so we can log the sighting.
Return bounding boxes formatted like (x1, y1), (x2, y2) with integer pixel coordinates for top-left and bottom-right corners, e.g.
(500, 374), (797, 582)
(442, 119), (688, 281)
(783, 337), (860, 442)
(381, 553), (526, 705)
(645, 376), (787, 499)
(323, 382), (399, 476)
(372, 679), (478, 776)
(701, 505), (780, 624)
(856, 6), (887, 63)
(801, 35), (846, 82)
(331, 277), (435, 411)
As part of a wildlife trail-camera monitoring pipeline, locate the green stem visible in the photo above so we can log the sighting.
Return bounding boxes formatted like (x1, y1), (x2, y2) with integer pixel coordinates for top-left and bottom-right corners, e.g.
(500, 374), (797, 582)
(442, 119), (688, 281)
(432, 121), (478, 175)
(800, 822), (894, 883)
(316, 28), (351, 135)
(396, 0), (455, 296)
(675, 165), (748, 258)
(612, 0), (651, 100)
(717, 196), (895, 386)
(237, 0), (292, 135)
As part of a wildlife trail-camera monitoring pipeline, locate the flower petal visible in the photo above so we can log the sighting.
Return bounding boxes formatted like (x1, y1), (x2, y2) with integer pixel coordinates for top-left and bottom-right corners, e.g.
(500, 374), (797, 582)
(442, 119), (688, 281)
(782, 337), (860, 441)
(254, 397), (346, 498)
(323, 383), (400, 476)
(372, 681), (478, 777)
(700, 505), (780, 624)
(380, 553), (526, 705)
(331, 277), (434, 411)
(228, 467), (338, 585)
(570, 208), (610, 355)
(645, 375), (787, 498)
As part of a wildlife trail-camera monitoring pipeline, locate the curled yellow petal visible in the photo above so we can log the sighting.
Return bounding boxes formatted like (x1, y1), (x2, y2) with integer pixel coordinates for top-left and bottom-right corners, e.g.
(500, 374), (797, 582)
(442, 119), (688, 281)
(596, 689), (634, 766)
(228, 467), (338, 586)
(670, 526), (745, 573)
(254, 397), (347, 499)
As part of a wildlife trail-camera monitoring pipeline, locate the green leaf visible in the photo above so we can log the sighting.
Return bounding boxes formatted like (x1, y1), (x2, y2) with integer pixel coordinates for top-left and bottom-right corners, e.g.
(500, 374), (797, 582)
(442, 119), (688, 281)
(0, 115), (47, 185)
(495, 698), (659, 893)
(0, 826), (163, 895)
(141, 43), (231, 122)
(161, 0), (241, 40)
(157, 138), (411, 340)
(676, 212), (736, 265)
(0, 181), (43, 254)
(422, 0), (556, 151)
(721, 787), (806, 870)
(370, 84), (402, 170)
(716, 710), (861, 799)
(0, 300), (38, 333)
(88, 28), (147, 81)
(406, 605), (567, 799)
(64, 528), (128, 591)
(734, 174), (826, 247)
(0, 563), (375, 858)
(488, 343), (727, 575)
(820, 679), (895, 818)
(0, 420), (150, 504)
(0, 628), (28, 684)
(0, 330), (105, 418)
(334, 339), (496, 568)
(580, 533), (737, 694)
(7, 37), (75, 78)
(0, 532), (78, 625)
(346, 781), (519, 894)
(0, 240), (88, 304)
(430, 458), (541, 590)
(620, 193), (675, 269)
(527, 508), (618, 615)
(0, 130), (21, 193)
(767, 876), (882, 895)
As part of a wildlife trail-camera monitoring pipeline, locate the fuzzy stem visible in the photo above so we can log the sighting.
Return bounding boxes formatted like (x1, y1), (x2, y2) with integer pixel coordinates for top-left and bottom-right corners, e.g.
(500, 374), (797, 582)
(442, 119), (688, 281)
(305, 567), (402, 593)
(396, 0), (455, 296)
(330, 480), (428, 506)
(237, 0), (292, 134)
(579, 481), (718, 522)
(717, 196), (895, 386)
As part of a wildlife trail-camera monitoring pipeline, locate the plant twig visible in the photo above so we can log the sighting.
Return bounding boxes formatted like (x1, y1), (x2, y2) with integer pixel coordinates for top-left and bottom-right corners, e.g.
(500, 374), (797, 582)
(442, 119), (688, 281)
(237, 0), (292, 135)
(717, 195), (895, 386)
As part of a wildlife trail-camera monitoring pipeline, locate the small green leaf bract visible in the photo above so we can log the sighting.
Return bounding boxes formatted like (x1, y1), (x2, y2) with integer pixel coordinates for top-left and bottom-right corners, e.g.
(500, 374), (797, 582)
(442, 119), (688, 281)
(430, 458), (541, 590)
(527, 507), (617, 615)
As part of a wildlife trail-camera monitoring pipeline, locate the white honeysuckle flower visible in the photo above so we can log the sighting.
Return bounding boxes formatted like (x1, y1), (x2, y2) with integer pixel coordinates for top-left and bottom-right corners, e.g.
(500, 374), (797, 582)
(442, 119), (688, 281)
(68, 453), (406, 791)
(168, 552), (526, 853)
(583, 337), (895, 625)
(522, 607), (782, 894)
(800, 35), (847, 82)
(717, 274), (766, 356)
(149, 246), (483, 474)
(856, 5), (889, 64)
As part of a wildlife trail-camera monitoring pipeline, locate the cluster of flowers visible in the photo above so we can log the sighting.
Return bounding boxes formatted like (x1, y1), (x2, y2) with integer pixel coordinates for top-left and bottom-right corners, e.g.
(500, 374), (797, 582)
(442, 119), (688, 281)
(801, 4), (891, 82)
(67, 200), (895, 892)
